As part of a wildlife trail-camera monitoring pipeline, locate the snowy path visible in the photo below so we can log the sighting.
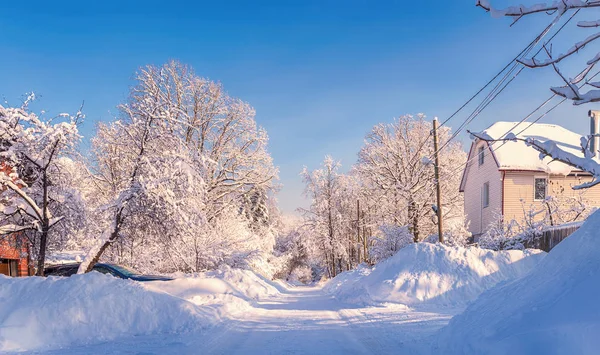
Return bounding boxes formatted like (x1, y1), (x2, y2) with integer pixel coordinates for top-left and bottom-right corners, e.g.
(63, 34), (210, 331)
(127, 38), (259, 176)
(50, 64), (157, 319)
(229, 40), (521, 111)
(38, 285), (454, 355)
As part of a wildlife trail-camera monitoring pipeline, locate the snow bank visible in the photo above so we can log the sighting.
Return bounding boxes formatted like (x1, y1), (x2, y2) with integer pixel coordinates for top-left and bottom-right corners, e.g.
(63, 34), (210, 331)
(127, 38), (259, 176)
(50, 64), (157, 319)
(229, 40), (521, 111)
(328, 243), (544, 308)
(147, 266), (282, 314)
(0, 266), (282, 352)
(212, 266), (282, 300)
(435, 210), (600, 354)
(0, 272), (215, 352)
(322, 264), (372, 295)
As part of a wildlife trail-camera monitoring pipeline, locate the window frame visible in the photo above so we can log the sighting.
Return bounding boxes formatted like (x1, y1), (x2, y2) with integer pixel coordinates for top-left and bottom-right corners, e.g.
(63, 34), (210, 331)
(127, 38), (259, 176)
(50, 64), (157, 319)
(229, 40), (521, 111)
(482, 181), (490, 208)
(534, 177), (548, 201)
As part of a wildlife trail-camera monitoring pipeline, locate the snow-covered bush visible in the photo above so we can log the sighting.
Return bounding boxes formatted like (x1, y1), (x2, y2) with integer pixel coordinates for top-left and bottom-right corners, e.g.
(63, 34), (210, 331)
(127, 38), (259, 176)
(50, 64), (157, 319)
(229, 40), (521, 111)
(423, 220), (471, 247)
(272, 216), (316, 281)
(369, 224), (414, 263)
(443, 222), (471, 247)
(479, 195), (592, 251)
(479, 208), (542, 251)
(288, 265), (313, 285)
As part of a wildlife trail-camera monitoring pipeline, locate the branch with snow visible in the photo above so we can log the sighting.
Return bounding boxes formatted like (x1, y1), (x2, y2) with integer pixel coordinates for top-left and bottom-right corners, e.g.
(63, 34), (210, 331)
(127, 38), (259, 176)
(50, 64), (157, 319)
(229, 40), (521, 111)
(518, 33), (600, 68)
(478, 1), (600, 106)
(472, 131), (600, 189)
(476, 0), (600, 19)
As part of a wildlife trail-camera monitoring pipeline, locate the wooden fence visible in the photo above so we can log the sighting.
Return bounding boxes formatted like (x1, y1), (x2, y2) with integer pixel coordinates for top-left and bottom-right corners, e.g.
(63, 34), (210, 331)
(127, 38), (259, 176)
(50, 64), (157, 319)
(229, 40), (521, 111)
(525, 222), (583, 252)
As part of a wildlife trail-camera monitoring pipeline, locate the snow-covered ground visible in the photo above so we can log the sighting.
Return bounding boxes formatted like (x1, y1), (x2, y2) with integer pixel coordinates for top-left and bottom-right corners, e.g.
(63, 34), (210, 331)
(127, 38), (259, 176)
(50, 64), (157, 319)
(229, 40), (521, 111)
(0, 274), (454, 354)
(15, 285), (453, 355)
(434, 210), (600, 355)
(0, 243), (555, 354)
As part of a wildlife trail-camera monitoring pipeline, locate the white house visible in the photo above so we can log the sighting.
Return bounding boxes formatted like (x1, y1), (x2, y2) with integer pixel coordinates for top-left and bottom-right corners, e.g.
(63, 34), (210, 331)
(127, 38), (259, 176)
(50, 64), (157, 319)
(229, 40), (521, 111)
(460, 121), (600, 238)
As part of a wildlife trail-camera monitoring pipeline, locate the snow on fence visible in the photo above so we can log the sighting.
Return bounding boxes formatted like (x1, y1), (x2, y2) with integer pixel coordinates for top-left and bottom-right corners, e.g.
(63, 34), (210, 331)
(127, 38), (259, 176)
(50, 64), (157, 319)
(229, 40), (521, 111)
(525, 221), (584, 252)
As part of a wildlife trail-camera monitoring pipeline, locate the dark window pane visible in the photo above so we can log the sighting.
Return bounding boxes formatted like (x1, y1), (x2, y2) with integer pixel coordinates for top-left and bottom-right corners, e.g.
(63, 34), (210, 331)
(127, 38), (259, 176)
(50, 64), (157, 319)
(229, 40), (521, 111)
(535, 178), (547, 200)
(479, 146), (485, 166)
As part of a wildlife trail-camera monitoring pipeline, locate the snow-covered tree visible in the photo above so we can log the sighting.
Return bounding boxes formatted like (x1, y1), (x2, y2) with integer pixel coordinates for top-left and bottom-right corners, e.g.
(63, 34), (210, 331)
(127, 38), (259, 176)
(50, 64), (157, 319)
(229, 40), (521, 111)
(295, 116), (468, 277)
(272, 214), (311, 281)
(355, 114), (466, 241)
(79, 89), (208, 273)
(0, 95), (83, 275)
(134, 61), (278, 223)
(300, 156), (361, 277)
(80, 61), (278, 273)
(133, 61), (278, 259)
(369, 224), (414, 263)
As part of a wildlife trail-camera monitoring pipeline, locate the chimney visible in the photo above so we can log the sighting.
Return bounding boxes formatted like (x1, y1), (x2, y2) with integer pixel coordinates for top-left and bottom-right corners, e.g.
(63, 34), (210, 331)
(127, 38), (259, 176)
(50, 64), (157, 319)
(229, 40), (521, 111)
(589, 110), (600, 157)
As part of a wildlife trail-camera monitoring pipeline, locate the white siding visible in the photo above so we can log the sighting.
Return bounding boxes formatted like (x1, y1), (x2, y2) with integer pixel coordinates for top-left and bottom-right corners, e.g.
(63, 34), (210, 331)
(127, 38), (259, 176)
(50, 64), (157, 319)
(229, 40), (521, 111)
(463, 141), (502, 236)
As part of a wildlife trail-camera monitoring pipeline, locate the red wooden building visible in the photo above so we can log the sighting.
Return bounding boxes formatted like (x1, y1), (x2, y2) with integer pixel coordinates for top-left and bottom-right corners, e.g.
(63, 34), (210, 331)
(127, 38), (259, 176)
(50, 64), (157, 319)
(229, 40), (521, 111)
(0, 160), (32, 276)
(0, 234), (30, 276)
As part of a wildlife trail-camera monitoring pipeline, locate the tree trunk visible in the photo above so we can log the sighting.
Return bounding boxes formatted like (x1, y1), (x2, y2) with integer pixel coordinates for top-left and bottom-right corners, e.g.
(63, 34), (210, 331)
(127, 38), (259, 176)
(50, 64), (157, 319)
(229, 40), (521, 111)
(83, 210), (123, 273)
(408, 198), (420, 242)
(35, 226), (49, 276)
(84, 239), (113, 273)
(36, 171), (51, 276)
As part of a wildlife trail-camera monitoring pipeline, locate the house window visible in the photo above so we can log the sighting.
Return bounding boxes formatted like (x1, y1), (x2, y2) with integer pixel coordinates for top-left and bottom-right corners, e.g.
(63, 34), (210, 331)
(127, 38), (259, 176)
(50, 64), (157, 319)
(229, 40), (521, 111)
(534, 178), (547, 201)
(478, 146), (485, 166)
(482, 182), (490, 208)
(0, 259), (18, 277)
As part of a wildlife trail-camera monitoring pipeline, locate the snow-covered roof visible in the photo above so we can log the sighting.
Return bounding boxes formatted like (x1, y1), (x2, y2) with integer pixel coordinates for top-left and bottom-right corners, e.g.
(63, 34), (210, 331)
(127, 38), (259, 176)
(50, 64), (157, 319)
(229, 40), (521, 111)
(477, 121), (588, 175)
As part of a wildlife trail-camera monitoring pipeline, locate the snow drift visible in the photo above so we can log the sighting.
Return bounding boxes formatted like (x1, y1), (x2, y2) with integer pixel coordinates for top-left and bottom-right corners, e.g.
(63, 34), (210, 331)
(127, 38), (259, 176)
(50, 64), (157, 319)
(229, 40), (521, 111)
(435, 210), (600, 355)
(0, 266), (283, 352)
(0, 272), (216, 352)
(327, 243), (544, 308)
(147, 266), (282, 315)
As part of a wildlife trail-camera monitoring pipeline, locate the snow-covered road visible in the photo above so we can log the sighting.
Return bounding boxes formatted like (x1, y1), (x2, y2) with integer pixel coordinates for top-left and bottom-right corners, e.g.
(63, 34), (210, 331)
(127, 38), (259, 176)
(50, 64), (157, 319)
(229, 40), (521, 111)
(201, 286), (451, 354)
(39, 285), (454, 355)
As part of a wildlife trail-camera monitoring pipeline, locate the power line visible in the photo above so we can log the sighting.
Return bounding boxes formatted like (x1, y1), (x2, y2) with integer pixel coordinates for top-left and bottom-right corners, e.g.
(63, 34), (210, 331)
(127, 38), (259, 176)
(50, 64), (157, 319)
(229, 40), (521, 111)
(423, 6), (584, 168)
(444, 69), (600, 179)
(403, 16), (556, 166)
(444, 96), (566, 179)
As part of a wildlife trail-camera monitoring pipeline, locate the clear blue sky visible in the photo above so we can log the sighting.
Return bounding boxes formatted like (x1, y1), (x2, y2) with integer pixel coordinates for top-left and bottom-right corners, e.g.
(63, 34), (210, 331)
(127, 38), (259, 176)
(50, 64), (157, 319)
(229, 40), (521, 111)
(1, 0), (595, 213)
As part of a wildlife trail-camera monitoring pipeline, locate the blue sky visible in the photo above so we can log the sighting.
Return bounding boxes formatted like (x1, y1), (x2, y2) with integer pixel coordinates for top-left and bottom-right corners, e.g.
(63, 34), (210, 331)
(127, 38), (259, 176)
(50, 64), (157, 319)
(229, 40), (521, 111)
(1, 0), (596, 213)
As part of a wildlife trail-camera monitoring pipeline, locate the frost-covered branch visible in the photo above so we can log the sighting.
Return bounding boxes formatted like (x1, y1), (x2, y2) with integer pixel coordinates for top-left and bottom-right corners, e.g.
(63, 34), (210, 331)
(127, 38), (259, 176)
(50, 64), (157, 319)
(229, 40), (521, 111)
(478, 1), (600, 105)
(476, 0), (600, 18)
(519, 32), (600, 68)
(472, 131), (600, 189)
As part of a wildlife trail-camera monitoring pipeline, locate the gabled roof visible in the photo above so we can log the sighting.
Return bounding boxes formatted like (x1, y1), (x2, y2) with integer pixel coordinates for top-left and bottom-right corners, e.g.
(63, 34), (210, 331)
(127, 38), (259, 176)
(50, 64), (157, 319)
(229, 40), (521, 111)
(481, 121), (585, 174)
(459, 121), (589, 192)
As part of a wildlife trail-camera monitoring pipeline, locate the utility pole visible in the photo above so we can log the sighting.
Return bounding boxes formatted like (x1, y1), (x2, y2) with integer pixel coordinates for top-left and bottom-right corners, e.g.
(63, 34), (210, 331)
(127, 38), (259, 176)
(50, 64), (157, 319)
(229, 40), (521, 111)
(432, 118), (444, 243)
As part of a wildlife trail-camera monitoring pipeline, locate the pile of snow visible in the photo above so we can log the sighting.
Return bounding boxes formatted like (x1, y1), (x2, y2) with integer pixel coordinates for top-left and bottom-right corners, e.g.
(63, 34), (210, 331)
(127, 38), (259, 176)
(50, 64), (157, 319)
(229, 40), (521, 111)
(0, 272), (215, 352)
(322, 264), (372, 295)
(211, 266), (282, 300)
(148, 266), (282, 314)
(327, 243), (545, 308)
(435, 210), (600, 354)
